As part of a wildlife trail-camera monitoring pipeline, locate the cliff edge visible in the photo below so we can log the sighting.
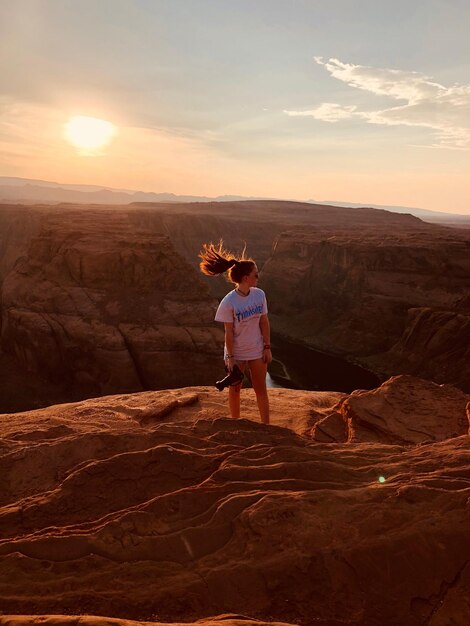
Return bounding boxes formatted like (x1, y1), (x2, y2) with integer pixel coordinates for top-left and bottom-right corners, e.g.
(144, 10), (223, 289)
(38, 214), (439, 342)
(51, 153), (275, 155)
(1, 377), (469, 626)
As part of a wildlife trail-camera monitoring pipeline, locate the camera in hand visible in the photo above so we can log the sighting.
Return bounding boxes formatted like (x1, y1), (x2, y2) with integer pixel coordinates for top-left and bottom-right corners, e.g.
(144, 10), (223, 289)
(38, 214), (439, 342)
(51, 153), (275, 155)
(215, 364), (244, 391)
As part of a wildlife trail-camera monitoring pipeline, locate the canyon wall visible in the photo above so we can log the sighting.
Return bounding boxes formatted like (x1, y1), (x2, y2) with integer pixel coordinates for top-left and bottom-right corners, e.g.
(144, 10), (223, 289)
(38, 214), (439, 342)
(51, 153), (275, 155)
(0, 205), (44, 281)
(125, 203), (287, 299)
(262, 227), (470, 391)
(125, 201), (436, 301)
(1, 209), (223, 400)
(1, 201), (468, 404)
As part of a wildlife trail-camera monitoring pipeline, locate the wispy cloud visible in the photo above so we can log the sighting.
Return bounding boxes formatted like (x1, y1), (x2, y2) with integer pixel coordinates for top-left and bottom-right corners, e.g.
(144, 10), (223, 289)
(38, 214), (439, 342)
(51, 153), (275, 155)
(285, 57), (470, 149)
(286, 102), (357, 122)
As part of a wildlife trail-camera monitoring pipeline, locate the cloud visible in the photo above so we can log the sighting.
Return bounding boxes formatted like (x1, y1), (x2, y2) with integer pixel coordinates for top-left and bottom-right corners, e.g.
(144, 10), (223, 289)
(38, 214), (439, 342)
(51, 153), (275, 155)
(285, 102), (357, 123)
(313, 56), (445, 103)
(285, 57), (470, 149)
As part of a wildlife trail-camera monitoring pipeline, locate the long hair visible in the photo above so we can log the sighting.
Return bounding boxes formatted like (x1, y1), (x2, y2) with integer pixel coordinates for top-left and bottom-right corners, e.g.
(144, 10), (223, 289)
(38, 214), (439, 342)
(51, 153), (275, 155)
(198, 240), (255, 284)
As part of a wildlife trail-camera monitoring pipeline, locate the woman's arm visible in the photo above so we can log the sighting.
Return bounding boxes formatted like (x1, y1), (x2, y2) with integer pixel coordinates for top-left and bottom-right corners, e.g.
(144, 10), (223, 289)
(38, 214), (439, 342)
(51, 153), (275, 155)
(259, 314), (272, 364)
(224, 322), (235, 370)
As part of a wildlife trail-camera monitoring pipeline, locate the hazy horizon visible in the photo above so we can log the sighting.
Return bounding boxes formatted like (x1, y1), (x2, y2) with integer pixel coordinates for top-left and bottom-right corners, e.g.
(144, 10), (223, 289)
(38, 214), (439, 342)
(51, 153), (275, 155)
(4, 174), (470, 220)
(1, 0), (469, 214)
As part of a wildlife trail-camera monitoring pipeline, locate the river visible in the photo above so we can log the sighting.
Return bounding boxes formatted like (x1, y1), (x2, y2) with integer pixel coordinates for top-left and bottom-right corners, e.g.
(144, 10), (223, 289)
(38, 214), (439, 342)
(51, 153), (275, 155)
(265, 334), (381, 393)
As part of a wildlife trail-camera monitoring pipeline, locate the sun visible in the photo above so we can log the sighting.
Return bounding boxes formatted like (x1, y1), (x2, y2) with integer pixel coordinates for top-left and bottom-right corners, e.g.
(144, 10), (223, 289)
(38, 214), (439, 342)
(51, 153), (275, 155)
(65, 115), (116, 152)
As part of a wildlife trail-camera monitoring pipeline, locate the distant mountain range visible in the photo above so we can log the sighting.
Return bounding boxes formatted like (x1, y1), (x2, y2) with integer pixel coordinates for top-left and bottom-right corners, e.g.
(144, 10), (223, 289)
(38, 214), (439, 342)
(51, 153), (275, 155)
(1, 176), (469, 225)
(0, 176), (260, 205)
(308, 199), (469, 222)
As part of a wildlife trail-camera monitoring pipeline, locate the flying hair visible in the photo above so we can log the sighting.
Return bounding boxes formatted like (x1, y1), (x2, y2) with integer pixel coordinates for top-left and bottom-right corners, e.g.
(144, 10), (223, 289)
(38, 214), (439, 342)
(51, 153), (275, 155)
(198, 240), (254, 284)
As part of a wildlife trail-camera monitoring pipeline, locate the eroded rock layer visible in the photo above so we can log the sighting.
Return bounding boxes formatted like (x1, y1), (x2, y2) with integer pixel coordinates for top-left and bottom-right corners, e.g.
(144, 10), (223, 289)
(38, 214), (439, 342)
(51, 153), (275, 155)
(262, 228), (470, 391)
(0, 617), (295, 626)
(1, 210), (223, 399)
(0, 204), (44, 280)
(0, 380), (469, 626)
(312, 374), (469, 444)
(1, 201), (469, 408)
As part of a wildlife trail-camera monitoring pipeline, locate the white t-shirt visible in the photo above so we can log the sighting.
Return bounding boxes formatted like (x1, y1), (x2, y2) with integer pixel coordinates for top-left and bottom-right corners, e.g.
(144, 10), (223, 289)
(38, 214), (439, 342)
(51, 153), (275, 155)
(215, 287), (268, 360)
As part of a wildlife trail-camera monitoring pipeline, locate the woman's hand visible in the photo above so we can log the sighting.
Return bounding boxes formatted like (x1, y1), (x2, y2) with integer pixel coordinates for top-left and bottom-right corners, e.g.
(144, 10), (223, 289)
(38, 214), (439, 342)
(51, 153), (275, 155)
(225, 355), (235, 372)
(263, 347), (272, 364)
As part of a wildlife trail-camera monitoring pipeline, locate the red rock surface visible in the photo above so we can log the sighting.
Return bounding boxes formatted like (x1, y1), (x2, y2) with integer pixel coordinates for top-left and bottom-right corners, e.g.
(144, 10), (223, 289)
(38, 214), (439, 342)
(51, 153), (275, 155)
(1, 210), (223, 400)
(1, 380), (469, 626)
(262, 228), (470, 391)
(0, 205), (43, 281)
(1, 202), (468, 409)
(0, 616), (294, 626)
(313, 375), (470, 444)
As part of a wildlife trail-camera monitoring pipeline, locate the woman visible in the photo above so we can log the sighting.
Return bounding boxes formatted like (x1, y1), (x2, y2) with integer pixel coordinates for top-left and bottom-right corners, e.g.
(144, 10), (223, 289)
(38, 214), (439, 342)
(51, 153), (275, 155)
(199, 241), (272, 424)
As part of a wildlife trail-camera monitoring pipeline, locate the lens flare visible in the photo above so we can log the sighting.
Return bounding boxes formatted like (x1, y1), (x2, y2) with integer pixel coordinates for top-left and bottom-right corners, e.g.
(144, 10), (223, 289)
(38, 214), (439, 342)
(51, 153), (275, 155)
(378, 476), (386, 483)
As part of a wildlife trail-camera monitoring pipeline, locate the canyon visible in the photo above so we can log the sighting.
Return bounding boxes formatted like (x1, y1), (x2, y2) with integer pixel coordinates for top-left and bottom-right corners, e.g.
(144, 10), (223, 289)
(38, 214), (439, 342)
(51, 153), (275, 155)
(0, 200), (469, 411)
(262, 226), (470, 391)
(1, 201), (470, 625)
(0, 206), (223, 409)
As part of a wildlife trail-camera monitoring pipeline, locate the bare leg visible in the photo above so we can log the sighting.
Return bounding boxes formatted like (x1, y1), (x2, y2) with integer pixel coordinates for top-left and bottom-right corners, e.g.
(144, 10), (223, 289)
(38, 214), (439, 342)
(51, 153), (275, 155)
(249, 358), (270, 424)
(228, 382), (242, 418)
(227, 362), (246, 419)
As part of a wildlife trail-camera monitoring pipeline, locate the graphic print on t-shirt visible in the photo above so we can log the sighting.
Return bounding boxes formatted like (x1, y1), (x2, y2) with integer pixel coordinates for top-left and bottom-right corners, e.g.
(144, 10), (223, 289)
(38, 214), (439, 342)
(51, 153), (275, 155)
(235, 303), (264, 323)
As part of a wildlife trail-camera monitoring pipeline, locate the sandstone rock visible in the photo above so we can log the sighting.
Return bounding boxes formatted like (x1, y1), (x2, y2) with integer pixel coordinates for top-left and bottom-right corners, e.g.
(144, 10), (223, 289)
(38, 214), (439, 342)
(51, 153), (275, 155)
(312, 375), (470, 444)
(1, 201), (469, 409)
(373, 307), (470, 392)
(311, 409), (347, 443)
(1, 384), (470, 625)
(1, 210), (224, 399)
(0, 205), (43, 281)
(262, 228), (470, 391)
(0, 616), (295, 626)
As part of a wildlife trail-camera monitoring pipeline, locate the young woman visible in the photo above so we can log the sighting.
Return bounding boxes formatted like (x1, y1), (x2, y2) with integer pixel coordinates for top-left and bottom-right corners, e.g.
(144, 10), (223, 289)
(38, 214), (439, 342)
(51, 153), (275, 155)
(199, 241), (272, 424)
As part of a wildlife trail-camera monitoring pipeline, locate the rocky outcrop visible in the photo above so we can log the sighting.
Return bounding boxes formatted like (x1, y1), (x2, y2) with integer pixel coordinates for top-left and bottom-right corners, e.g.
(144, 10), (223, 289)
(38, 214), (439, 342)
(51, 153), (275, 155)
(0, 380), (469, 625)
(262, 228), (470, 391)
(312, 374), (469, 444)
(1, 210), (223, 399)
(370, 305), (470, 390)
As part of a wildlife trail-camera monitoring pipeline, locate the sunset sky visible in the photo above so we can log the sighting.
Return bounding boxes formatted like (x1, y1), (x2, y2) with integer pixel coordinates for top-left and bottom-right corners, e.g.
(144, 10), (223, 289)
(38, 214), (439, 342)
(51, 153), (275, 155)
(1, 0), (469, 213)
